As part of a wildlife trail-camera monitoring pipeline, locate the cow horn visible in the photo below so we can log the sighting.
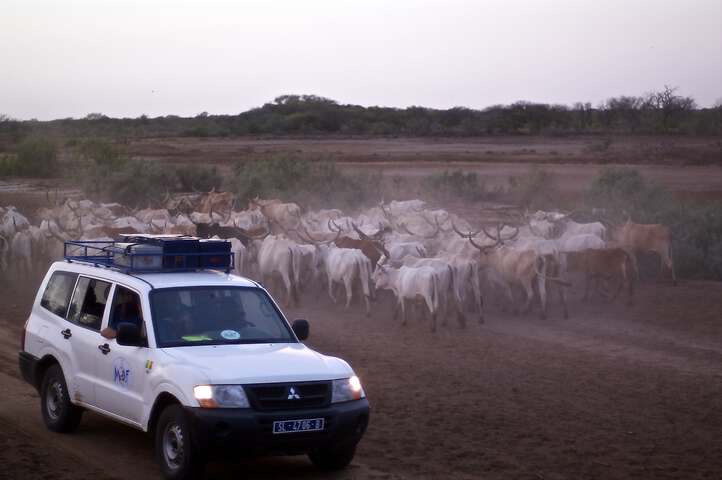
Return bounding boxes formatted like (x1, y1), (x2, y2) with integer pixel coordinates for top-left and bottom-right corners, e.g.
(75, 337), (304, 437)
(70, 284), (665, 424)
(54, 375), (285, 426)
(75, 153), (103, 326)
(351, 221), (371, 241)
(451, 220), (481, 239)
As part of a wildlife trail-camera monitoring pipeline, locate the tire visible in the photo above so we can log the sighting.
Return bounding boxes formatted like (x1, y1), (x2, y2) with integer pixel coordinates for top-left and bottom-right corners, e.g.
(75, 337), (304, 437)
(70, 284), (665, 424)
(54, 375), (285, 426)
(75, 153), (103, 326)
(40, 364), (83, 433)
(155, 405), (205, 480)
(309, 443), (357, 471)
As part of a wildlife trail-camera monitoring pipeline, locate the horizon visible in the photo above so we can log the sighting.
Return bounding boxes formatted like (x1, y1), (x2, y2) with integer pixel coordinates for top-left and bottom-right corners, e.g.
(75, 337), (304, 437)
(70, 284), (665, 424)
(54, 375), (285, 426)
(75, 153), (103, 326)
(6, 87), (720, 123)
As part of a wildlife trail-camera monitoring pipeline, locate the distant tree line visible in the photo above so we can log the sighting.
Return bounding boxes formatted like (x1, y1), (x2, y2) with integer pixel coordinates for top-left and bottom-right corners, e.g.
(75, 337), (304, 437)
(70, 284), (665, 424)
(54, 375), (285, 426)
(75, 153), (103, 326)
(1, 87), (720, 144)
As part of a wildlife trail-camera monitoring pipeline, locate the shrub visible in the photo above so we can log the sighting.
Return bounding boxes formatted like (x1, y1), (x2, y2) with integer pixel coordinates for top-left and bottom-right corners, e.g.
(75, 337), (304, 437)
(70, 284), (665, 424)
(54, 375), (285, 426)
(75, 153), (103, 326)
(176, 164), (223, 192)
(586, 167), (670, 222)
(585, 167), (722, 280)
(508, 167), (559, 210)
(227, 155), (382, 210)
(15, 137), (58, 176)
(80, 138), (126, 168)
(83, 159), (177, 208)
(0, 154), (19, 176)
(421, 170), (488, 202)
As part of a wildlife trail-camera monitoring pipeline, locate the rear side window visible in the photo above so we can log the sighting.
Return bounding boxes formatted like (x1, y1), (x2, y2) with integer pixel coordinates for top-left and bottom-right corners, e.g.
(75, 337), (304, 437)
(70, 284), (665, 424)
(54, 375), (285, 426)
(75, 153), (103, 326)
(40, 271), (79, 318)
(67, 277), (112, 331)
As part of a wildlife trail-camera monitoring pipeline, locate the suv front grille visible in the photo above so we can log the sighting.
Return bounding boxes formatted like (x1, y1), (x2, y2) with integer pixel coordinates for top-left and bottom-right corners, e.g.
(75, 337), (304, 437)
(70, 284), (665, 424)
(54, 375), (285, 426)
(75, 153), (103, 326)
(244, 381), (331, 411)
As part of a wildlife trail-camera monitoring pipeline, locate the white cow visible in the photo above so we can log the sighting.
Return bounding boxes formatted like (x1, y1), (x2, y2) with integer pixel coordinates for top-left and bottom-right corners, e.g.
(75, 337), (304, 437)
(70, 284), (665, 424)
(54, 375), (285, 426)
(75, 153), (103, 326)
(372, 264), (441, 332)
(396, 255), (464, 327)
(255, 235), (300, 306)
(386, 241), (427, 262)
(10, 228), (33, 279)
(316, 245), (372, 316)
(1, 207), (30, 238)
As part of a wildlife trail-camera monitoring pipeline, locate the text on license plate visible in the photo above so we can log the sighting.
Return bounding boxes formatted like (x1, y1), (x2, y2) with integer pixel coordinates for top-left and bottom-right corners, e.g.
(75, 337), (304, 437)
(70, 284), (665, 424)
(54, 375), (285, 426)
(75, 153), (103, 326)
(272, 418), (325, 434)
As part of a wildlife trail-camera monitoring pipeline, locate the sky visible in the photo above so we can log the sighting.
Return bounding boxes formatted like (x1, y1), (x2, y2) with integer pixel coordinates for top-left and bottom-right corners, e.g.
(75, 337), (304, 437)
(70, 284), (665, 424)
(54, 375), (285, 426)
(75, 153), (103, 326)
(2, 0), (721, 120)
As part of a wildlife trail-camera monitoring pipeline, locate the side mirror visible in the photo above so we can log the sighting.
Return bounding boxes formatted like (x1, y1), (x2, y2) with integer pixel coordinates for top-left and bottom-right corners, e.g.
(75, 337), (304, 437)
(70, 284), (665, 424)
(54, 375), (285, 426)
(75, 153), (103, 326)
(292, 319), (309, 341)
(116, 322), (143, 347)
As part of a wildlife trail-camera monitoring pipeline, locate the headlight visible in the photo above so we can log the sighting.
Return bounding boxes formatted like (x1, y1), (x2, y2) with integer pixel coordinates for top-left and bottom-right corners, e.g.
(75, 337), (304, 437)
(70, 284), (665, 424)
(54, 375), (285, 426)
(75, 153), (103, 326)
(331, 376), (365, 403)
(193, 385), (250, 408)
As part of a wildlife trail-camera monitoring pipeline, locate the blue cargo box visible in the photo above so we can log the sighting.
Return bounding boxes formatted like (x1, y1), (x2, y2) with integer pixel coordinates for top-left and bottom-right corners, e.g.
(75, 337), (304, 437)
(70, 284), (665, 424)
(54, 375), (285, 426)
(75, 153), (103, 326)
(199, 239), (232, 269)
(120, 234), (200, 269)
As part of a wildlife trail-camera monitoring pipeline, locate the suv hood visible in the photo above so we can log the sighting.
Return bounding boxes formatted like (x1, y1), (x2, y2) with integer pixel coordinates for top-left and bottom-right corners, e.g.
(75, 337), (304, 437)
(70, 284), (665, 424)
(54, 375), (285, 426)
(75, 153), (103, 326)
(160, 343), (352, 384)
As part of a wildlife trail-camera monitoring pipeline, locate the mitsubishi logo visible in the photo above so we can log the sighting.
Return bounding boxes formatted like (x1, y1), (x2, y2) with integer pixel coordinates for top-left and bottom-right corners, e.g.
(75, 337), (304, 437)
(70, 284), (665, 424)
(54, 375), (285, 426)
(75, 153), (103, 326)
(287, 387), (301, 400)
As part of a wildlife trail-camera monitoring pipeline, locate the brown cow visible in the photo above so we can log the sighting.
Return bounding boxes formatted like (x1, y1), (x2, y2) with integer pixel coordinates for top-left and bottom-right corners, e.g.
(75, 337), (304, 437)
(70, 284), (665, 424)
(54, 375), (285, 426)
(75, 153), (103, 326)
(335, 236), (388, 270)
(611, 221), (675, 285)
(248, 197), (302, 232)
(566, 248), (638, 305)
(198, 189), (235, 215)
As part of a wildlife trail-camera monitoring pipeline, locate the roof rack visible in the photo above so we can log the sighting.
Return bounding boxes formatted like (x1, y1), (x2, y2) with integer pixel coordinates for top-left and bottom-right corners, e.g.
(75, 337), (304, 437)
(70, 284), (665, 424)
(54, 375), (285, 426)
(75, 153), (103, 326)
(63, 235), (234, 274)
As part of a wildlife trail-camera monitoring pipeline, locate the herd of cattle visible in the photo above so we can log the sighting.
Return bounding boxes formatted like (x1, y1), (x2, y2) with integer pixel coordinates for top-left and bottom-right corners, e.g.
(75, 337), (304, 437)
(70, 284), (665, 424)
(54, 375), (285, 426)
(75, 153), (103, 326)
(0, 191), (676, 331)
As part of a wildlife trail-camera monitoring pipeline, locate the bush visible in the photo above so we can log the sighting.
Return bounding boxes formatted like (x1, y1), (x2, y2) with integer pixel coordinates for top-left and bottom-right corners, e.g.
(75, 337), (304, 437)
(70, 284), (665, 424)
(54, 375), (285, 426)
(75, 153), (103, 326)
(0, 154), (18, 176)
(176, 164), (223, 192)
(14, 137), (58, 176)
(227, 155), (382, 210)
(80, 138), (126, 168)
(587, 167), (670, 222)
(421, 170), (490, 202)
(83, 159), (178, 208)
(585, 167), (722, 280)
(508, 167), (560, 210)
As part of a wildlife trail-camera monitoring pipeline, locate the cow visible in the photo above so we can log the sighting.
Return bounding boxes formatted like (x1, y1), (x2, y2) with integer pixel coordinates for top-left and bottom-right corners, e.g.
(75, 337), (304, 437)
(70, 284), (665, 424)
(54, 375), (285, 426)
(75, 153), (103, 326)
(255, 235), (300, 306)
(249, 197), (302, 232)
(326, 221), (389, 269)
(195, 221), (269, 247)
(0, 234), (8, 271)
(611, 220), (675, 285)
(198, 189), (235, 215)
(396, 255), (465, 327)
(453, 222), (570, 319)
(555, 217), (607, 240)
(566, 248), (637, 305)
(10, 228), (33, 279)
(372, 264), (442, 332)
(316, 245), (373, 316)
(1, 207), (30, 238)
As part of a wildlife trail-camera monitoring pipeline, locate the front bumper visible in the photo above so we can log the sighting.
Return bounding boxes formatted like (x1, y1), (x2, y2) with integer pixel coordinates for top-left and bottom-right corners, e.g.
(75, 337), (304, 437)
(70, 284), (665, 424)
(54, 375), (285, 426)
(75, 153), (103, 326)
(185, 398), (370, 458)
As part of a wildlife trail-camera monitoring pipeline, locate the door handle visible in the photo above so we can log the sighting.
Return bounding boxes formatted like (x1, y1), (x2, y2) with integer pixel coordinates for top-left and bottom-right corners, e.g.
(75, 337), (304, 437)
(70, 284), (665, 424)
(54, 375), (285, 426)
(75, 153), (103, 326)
(61, 328), (72, 339)
(98, 343), (111, 355)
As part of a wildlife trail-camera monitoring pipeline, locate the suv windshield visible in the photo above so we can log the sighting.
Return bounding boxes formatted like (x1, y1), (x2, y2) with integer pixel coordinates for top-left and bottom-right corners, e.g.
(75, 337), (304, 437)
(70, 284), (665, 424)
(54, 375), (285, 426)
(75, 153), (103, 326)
(150, 287), (295, 347)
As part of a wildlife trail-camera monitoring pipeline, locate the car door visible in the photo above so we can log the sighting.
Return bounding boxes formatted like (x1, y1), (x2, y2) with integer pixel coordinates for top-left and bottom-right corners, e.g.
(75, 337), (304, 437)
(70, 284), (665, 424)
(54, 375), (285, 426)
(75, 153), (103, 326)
(64, 274), (113, 407)
(93, 283), (149, 424)
(34, 270), (94, 403)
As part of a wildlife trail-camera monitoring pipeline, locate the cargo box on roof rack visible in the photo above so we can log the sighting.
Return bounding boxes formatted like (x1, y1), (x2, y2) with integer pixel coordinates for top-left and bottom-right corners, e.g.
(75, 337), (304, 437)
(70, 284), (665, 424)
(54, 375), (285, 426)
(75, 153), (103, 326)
(63, 234), (234, 273)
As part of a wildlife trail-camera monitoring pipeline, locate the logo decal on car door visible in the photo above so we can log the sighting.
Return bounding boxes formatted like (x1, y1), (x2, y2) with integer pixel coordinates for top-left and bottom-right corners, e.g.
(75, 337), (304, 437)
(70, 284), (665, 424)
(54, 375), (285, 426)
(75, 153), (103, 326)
(113, 357), (132, 388)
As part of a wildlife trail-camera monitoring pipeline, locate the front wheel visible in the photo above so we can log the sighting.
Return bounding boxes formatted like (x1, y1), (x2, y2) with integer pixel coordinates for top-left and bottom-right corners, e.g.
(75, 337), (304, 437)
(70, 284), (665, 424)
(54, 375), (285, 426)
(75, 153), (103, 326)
(40, 364), (83, 433)
(309, 443), (357, 471)
(155, 405), (205, 480)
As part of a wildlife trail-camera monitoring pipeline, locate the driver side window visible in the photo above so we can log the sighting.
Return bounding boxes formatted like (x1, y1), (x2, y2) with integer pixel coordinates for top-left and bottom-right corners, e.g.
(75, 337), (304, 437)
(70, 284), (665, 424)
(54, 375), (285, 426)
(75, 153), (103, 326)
(109, 285), (147, 344)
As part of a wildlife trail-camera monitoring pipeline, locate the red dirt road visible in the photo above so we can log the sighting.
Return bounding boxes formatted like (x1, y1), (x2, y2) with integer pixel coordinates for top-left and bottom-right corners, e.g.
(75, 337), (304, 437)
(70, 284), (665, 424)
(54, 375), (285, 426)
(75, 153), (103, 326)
(1, 274), (721, 480)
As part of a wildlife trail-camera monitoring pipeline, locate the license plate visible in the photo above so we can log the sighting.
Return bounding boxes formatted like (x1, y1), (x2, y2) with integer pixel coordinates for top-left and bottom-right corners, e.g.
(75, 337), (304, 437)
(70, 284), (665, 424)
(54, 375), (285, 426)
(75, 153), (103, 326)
(272, 418), (325, 434)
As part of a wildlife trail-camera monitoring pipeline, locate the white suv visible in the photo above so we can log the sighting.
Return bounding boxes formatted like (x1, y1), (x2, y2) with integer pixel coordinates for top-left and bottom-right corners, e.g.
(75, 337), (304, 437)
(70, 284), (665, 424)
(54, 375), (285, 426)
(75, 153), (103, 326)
(19, 258), (369, 479)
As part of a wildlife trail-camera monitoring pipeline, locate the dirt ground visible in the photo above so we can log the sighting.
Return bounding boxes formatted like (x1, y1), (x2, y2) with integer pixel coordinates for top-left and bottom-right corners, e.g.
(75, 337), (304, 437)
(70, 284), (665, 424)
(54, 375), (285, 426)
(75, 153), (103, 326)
(1, 266), (721, 480)
(125, 135), (722, 167)
(1, 150), (722, 479)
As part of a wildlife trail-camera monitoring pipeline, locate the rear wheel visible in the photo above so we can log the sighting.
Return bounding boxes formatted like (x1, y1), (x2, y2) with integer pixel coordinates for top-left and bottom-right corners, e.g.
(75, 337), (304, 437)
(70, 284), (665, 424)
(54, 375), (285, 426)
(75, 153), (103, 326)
(155, 405), (205, 480)
(40, 364), (83, 433)
(309, 444), (357, 471)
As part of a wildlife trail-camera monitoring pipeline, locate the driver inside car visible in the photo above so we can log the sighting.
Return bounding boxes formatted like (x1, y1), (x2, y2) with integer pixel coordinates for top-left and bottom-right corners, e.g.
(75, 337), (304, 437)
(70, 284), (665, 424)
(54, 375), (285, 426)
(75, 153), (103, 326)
(101, 287), (143, 339)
